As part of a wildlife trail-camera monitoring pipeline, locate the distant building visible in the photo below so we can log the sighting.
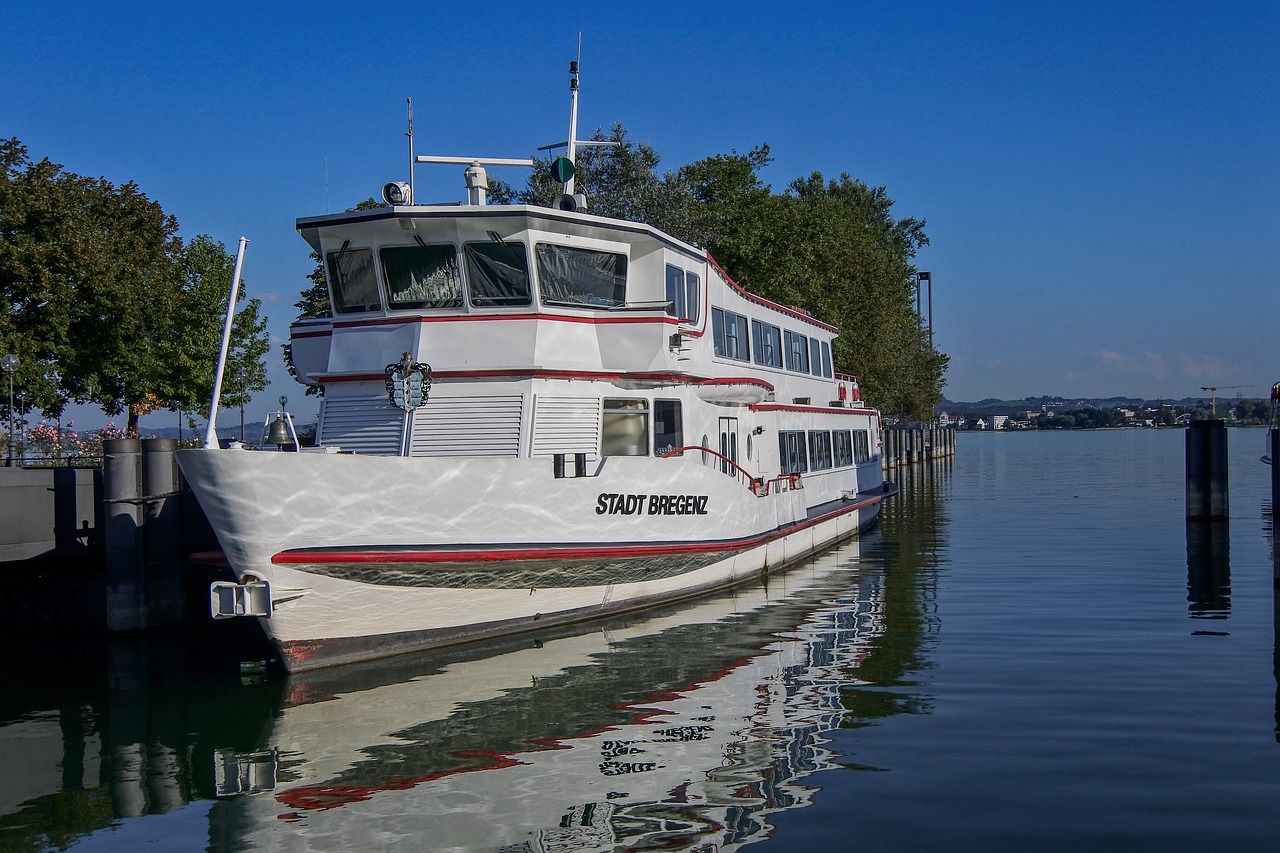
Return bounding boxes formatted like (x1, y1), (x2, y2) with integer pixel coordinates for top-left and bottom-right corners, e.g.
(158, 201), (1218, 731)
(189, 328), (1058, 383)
(992, 415), (1009, 430)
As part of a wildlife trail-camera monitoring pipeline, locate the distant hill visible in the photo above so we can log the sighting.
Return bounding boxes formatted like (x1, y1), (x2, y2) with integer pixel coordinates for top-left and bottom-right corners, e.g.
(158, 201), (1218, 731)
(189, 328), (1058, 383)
(936, 394), (1251, 416)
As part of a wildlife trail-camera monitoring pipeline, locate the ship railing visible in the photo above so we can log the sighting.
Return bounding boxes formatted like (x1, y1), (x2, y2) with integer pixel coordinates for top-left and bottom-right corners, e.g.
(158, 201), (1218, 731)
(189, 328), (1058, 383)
(661, 446), (801, 496)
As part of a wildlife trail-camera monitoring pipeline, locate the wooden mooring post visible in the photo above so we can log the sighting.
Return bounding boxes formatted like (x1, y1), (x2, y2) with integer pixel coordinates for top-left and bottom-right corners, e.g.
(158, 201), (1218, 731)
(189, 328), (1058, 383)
(882, 424), (957, 469)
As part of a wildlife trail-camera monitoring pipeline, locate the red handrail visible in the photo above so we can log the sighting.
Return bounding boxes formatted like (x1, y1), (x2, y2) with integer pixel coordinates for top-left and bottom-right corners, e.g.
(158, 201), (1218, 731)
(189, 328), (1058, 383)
(661, 445), (802, 495)
(661, 445), (755, 483)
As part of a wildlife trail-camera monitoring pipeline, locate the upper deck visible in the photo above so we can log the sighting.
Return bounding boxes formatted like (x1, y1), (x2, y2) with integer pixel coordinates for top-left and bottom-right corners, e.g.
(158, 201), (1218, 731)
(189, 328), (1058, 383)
(289, 202), (848, 407)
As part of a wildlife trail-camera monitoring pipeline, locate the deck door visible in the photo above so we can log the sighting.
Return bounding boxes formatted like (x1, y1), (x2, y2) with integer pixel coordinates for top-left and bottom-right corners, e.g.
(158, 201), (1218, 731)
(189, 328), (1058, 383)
(718, 417), (739, 476)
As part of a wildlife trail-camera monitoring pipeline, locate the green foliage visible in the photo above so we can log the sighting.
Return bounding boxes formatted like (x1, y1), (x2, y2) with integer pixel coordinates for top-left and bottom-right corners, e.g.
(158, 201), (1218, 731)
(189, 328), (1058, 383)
(0, 138), (269, 431)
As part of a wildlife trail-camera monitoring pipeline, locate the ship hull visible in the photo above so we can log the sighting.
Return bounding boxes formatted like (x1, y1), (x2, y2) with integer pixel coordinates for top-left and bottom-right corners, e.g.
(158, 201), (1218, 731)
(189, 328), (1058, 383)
(178, 448), (890, 671)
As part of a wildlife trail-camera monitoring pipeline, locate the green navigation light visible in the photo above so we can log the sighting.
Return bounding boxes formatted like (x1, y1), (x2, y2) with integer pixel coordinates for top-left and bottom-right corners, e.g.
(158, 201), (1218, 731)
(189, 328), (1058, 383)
(551, 156), (575, 183)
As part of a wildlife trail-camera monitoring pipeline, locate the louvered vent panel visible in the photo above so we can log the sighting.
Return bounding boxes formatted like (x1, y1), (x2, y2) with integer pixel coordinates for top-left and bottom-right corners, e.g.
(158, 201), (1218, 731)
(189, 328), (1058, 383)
(318, 396), (404, 455)
(410, 395), (523, 457)
(532, 396), (600, 457)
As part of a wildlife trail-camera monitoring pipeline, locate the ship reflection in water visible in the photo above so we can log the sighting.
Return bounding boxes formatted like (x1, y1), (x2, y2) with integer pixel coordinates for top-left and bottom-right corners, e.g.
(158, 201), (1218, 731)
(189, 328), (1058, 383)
(219, 539), (889, 851)
(0, 531), (935, 852)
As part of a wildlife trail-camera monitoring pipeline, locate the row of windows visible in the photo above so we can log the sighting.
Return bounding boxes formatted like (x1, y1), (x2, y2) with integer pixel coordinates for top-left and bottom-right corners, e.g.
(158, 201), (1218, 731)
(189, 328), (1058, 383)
(329, 241), (638, 315)
(778, 428), (873, 474)
(712, 308), (834, 379)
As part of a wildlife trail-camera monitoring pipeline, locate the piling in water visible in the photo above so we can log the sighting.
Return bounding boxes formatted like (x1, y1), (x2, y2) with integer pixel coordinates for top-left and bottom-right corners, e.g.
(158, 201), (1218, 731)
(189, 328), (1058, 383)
(1271, 427), (1278, 578)
(104, 438), (145, 631)
(142, 438), (183, 625)
(1186, 420), (1228, 521)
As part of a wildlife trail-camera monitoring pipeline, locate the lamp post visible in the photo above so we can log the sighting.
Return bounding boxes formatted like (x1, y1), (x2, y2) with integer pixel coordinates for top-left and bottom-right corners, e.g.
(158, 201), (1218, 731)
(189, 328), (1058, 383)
(235, 368), (248, 443)
(2, 354), (18, 467)
(916, 272), (933, 348)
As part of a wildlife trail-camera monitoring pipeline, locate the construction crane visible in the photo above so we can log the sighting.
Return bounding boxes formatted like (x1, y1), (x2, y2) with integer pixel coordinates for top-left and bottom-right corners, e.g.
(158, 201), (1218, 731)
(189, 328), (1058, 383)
(1200, 385), (1248, 416)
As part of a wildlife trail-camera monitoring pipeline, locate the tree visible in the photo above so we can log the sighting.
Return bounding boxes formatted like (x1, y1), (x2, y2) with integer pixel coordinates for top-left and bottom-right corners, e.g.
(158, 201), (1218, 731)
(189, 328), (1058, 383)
(163, 235), (268, 426)
(0, 138), (269, 431)
(674, 155), (947, 421)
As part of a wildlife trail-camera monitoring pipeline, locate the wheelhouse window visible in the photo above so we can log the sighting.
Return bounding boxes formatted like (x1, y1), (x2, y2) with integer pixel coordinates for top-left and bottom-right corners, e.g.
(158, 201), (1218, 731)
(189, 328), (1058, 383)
(666, 265), (701, 323)
(821, 341), (833, 378)
(712, 307), (749, 362)
(752, 320), (783, 368)
(833, 430), (854, 467)
(380, 243), (462, 309)
(465, 240), (531, 307)
(779, 430), (808, 474)
(537, 244), (626, 308)
(602, 399), (649, 456)
(808, 430), (833, 470)
(654, 399), (683, 456)
(685, 271), (700, 324)
(328, 246), (380, 314)
(784, 330), (809, 373)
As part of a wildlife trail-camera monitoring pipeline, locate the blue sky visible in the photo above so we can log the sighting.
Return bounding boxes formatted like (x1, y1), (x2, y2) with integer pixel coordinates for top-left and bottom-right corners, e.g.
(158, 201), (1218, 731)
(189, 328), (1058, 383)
(3, 1), (1276, 429)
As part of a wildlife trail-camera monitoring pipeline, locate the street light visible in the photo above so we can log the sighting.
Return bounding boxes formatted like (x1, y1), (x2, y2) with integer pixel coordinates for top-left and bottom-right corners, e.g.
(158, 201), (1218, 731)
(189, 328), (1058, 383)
(235, 368), (248, 442)
(916, 272), (934, 349)
(2, 354), (19, 467)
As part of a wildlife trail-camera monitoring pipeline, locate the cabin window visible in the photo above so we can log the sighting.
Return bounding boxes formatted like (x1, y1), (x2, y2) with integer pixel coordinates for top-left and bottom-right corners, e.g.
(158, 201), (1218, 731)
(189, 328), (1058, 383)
(536, 244), (627, 307)
(833, 430), (854, 467)
(854, 430), (872, 463)
(328, 246), (381, 313)
(602, 399), (649, 456)
(778, 430), (808, 474)
(654, 399), (683, 456)
(752, 320), (783, 368)
(380, 244), (463, 309)
(712, 307), (749, 361)
(465, 240), (531, 307)
(808, 430), (833, 470)
(821, 341), (833, 378)
(809, 339), (823, 376)
(784, 330), (810, 373)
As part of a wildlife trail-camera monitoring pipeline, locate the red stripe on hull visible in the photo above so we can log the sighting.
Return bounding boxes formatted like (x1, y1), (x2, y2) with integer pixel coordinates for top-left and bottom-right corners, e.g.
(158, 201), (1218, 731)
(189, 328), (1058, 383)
(271, 493), (886, 565)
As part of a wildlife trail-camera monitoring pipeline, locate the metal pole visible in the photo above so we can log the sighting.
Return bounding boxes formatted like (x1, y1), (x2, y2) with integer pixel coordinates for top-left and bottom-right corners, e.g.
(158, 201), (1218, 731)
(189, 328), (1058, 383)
(5, 371), (12, 467)
(204, 237), (248, 448)
(2, 354), (17, 467)
(236, 368), (247, 442)
(928, 275), (934, 349)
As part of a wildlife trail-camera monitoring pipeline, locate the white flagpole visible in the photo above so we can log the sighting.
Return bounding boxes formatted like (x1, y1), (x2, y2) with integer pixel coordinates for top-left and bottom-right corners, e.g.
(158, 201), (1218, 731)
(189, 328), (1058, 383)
(204, 236), (249, 448)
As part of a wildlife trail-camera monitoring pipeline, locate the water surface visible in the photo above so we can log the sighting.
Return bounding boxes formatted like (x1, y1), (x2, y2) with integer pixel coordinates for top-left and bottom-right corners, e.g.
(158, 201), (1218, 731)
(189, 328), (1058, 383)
(2, 428), (1277, 851)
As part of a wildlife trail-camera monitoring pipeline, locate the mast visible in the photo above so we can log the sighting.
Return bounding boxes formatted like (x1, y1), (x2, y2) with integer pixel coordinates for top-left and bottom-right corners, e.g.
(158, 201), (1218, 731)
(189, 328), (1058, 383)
(406, 97), (415, 204)
(565, 39), (581, 196)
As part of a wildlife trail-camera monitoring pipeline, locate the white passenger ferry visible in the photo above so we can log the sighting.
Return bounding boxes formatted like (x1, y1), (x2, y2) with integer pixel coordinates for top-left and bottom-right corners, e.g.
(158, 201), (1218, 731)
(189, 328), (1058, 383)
(178, 66), (896, 671)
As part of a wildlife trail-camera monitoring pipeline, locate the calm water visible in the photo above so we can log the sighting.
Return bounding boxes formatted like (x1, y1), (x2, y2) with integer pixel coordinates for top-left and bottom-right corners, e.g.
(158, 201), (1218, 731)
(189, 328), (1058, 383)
(3, 428), (1278, 852)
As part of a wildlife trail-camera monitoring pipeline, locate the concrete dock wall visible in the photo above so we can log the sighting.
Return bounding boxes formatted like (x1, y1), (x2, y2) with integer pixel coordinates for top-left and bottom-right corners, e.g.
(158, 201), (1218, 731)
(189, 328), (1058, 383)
(0, 466), (102, 563)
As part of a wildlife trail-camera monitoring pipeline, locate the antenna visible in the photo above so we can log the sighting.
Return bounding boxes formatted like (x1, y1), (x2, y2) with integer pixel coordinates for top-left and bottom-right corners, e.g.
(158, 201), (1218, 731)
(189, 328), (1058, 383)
(566, 35), (582, 195)
(405, 98), (415, 203)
